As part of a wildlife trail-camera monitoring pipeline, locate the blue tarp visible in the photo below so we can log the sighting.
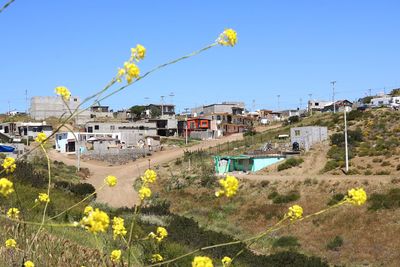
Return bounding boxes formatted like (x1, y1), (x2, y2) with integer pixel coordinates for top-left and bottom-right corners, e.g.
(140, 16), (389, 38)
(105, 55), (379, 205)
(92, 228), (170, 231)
(0, 145), (15, 152)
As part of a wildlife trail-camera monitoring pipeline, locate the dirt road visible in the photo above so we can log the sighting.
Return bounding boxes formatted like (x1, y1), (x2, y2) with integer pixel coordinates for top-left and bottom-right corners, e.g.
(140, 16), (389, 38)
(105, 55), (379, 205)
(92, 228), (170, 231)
(49, 133), (244, 208)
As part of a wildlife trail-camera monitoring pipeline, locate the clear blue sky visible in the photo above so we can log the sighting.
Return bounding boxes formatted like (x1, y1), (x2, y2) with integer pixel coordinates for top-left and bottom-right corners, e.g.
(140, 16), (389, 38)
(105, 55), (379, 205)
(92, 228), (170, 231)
(1, 0), (400, 114)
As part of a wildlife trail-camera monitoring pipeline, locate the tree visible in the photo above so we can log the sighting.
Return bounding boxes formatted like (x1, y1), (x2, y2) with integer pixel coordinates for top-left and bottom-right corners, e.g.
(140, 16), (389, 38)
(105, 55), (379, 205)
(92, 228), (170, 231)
(129, 105), (146, 119)
(149, 106), (161, 118)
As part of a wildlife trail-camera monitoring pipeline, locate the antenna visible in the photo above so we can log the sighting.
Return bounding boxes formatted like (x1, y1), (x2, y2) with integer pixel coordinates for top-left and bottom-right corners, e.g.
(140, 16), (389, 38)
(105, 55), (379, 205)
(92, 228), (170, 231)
(169, 92), (175, 104)
(160, 95), (165, 116)
(277, 95), (280, 111)
(331, 81), (336, 113)
(252, 99), (255, 112)
(25, 89), (28, 114)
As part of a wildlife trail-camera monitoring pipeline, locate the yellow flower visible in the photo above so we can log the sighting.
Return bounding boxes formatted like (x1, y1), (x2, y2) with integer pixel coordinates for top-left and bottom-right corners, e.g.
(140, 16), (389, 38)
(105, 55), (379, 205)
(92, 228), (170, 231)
(131, 44), (146, 61)
(55, 86), (71, 101)
(0, 178), (14, 197)
(117, 68), (126, 82)
(80, 208), (110, 234)
(151, 254), (164, 263)
(192, 256), (214, 267)
(112, 216), (127, 240)
(221, 256), (232, 267)
(346, 188), (367, 205)
(24, 261), (35, 267)
(215, 175), (239, 197)
(7, 207), (20, 219)
(218, 29), (237, 47)
(105, 175), (117, 187)
(110, 249), (122, 262)
(35, 132), (47, 143)
(287, 205), (303, 221)
(123, 61), (140, 83)
(2, 157), (16, 173)
(84, 206), (93, 215)
(5, 238), (16, 248)
(141, 169), (157, 184)
(148, 226), (168, 242)
(139, 185), (152, 200)
(35, 193), (50, 203)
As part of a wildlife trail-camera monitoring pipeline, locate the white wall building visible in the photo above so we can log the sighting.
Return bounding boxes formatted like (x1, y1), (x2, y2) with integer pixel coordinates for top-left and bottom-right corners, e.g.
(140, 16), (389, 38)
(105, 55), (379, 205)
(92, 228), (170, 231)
(290, 126), (328, 151)
(55, 132), (121, 154)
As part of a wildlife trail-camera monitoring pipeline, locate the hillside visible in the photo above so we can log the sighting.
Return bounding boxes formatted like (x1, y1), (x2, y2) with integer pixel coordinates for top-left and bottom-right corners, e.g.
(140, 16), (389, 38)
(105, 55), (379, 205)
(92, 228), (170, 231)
(150, 108), (400, 266)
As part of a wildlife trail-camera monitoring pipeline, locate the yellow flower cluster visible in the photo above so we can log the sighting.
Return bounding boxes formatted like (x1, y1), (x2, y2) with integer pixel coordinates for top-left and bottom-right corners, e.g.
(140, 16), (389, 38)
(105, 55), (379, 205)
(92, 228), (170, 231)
(80, 208), (110, 234)
(2, 157), (16, 173)
(35, 132), (47, 144)
(221, 256), (232, 267)
(117, 44), (146, 84)
(112, 216), (127, 240)
(55, 86), (71, 101)
(287, 205), (303, 221)
(138, 169), (157, 200)
(215, 175), (239, 197)
(139, 185), (152, 200)
(0, 178), (14, 197)
(7, 207), (20, 219)
(148, 226), (168, 242)
(5, 238), (16, 248)
(151, 254), (164, 263)
(192, 256), (213, 267)
(84, 205), (93, 215)
(24, 261), (35, 267)
(35, 193), (50, 203)
(105, 175), (118, 187)
(141, 169), (157, 183)
(130, 44), (146, 61)
(110, 249), (121, 262)
(346, 188), (367, 205)
(218, 29), (237, 47)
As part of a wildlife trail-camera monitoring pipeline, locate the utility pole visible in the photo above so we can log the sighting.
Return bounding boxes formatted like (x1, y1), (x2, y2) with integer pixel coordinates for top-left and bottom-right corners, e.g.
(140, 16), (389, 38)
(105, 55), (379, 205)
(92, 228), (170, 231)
(160, 95), (165, 117)
(331, 81), (336, 113)
(169, 92), (175, 104)
(184, 108), (189, 145)
(7, 100), (10, 115)
(277, 95), (280, 111)
(368, 89), (372, 96)
(252, 99), (255, 112)
(308, 93), (313, 115)
(299, 98), (303, 110)
(25, 89), (28, 114)
(344, 106), (349, 173)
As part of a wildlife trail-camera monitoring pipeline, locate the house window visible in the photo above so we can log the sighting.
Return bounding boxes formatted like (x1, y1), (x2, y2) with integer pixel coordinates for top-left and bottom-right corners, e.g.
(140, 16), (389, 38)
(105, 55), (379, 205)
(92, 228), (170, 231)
(74, 98), (78, 102)
(110, 125), (115, 130)
(295, 130), (301, 136)
(201, 121), (207, 127)
(217, 115), (221, 120)
(94, 125), (99, 130)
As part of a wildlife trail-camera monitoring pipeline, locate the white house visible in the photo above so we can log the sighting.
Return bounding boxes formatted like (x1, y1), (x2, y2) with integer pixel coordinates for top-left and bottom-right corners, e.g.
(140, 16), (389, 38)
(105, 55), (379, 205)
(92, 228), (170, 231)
(371, 95), (391, 107)
(55, 132), (121, 154)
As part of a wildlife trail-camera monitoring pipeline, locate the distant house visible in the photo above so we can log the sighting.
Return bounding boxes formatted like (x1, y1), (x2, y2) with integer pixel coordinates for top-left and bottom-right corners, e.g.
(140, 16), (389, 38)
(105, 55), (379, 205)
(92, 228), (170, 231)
(178, 118), (212, 140)
(55, 132), (121, 154)
(0, 121), (52, 142)
(145, 104), (175, 116)
(89, 105), (114, 119)
(308, 100), (333, 112)
(290, 126), (328, 151)
(214, 155), (284, 174)
(371, 95), (391, 107)
(322, 100), (353, 112)
(191, 102), (245, 116)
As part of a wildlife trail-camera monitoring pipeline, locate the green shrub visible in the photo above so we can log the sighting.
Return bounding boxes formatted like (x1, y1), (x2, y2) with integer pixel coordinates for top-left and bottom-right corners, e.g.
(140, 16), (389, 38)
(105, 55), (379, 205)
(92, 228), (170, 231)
(272, 236), (300, 248)
(381, 161), (391, 167)
(375, 170), (391, 175)
(327, 193), (345, 206)
(271, 191), (300, 204)
(277, 158), (304, 171)
(69, 183), (96, 198)
(364, 170), (373, 175)
(368, 188), (400, 211)
(326, 236), (343, 251)
(396, 164), (400, 171)
(268, 191), (279, 199)
(322, 160), (341, 172)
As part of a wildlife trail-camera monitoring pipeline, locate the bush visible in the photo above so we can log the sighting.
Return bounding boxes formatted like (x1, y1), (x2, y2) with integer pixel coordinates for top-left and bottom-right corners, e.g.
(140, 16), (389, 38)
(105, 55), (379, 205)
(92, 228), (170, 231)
(272, 236), (300, 248)
(326, 236), (343, 251)
(69, 183), (96, 198)
(330, 128), (363, 147)
(368, 188), (400, 211)
(277, 158), (304, 171)
(270, 191), (300, 204)
(322, 160), (342, 173)
(327, 193), (345, 206)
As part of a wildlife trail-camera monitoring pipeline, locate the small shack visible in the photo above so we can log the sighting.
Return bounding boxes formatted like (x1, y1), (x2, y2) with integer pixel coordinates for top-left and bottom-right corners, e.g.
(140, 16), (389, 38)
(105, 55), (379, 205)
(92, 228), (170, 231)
(214, 155), (284, 174)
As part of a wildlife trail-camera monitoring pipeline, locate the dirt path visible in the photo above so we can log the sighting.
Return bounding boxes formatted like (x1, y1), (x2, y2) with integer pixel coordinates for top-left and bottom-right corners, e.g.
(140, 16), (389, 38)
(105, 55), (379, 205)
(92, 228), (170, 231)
(49, 133), (244, 208)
